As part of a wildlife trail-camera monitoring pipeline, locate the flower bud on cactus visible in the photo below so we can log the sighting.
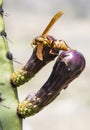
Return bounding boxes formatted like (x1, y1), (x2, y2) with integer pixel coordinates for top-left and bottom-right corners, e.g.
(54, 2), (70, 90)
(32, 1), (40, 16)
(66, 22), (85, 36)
(11, 46), (59, 87)
(17, 50), (86, 118)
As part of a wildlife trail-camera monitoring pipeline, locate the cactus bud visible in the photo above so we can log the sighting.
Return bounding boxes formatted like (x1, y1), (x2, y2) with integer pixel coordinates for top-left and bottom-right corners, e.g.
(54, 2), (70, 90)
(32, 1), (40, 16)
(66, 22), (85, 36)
(11, 46), (59, 87)
(17, 50), (86, 118)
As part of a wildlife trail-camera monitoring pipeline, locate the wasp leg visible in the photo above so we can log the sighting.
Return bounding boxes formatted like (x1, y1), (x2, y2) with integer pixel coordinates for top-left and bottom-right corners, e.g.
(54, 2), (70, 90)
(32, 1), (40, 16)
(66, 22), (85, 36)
(49, 49), (59, 56)
(49, 49), (68, 66)
(60, 56), (68, 66)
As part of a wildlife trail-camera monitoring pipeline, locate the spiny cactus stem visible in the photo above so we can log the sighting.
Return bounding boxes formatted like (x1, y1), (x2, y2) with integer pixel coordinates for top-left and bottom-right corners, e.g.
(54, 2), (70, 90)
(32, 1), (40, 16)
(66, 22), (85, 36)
(0, 1), (22, 130)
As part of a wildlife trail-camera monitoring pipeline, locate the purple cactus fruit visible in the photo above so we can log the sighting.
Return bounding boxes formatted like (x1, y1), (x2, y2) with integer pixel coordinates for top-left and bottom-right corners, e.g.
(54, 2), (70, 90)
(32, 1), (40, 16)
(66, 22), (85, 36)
(17, 50), (86, 118)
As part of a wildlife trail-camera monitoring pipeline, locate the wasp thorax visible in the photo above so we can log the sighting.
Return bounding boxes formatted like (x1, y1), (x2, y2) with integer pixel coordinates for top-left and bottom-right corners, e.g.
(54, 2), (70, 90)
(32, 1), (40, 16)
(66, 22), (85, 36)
(33, 35), (52, 46)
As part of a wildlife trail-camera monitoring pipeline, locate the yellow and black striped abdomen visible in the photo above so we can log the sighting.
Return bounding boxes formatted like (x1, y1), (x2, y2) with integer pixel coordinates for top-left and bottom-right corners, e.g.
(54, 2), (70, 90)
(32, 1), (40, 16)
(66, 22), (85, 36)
(53, 40), (69, 51)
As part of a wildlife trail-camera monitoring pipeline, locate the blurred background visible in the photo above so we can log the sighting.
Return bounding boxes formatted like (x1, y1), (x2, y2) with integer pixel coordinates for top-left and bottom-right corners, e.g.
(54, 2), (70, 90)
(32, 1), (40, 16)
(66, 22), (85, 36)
(3, 0), (90, 130)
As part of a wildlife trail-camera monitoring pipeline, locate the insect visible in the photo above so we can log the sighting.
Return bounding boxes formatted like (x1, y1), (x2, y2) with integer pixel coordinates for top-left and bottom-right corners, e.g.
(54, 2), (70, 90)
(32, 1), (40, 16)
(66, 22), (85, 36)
(6, 52), (22, 65)
(32, 11), (70, 61)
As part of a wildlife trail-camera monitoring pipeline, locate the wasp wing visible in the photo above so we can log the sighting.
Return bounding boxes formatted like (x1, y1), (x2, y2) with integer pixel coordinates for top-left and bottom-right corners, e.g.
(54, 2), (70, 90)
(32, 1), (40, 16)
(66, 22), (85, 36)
(36, 44), (43, 61)
(42, 11), (64, 35)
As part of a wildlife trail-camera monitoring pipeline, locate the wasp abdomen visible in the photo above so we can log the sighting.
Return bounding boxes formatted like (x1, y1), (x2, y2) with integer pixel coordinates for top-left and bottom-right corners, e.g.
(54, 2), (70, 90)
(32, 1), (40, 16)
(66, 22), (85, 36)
(53, 40), (69, 51)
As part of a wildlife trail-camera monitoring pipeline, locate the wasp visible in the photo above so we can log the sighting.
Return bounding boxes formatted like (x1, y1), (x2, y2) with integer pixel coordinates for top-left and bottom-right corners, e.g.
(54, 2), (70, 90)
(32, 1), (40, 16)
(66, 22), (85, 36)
(32, 11), (71, 61)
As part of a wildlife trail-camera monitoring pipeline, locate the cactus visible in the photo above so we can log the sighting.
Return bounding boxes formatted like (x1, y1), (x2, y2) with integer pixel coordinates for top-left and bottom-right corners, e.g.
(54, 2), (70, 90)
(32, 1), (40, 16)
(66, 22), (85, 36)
(10, 46), (60, 87)
(0, 1), (22, 130)
(17, 50), (86, 118)
(10, 11), (66, 87)
(0, 0), (86, 129)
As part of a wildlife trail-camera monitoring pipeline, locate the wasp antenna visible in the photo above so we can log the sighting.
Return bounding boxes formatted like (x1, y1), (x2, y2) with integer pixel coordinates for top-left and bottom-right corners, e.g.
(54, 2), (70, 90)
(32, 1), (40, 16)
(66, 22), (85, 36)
(42, 11), (64, 35)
